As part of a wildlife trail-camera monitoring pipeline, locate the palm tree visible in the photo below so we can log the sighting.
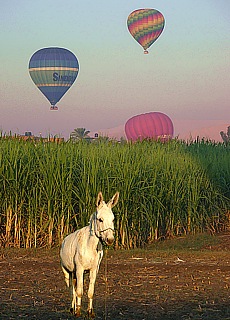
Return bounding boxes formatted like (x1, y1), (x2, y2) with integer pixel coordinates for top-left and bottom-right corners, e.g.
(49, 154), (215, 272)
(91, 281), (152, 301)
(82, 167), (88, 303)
(220, 126), (230, 144)
(70, 128), (90, 141)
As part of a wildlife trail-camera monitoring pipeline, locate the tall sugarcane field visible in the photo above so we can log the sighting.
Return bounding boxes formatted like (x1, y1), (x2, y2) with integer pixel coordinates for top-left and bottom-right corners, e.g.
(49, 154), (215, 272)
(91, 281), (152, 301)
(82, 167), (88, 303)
(0, 137), (229, 249)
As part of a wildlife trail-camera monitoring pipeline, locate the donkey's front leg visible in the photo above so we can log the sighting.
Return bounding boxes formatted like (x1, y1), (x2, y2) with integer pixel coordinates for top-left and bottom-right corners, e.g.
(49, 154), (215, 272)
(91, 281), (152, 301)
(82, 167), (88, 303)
(75, 267), (84, 317)
(87, 269), (97, 318)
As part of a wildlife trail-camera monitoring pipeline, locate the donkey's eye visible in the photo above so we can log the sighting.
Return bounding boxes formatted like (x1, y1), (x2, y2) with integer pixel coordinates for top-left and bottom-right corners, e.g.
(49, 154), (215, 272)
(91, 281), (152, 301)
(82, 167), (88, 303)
(98, 218), (103, 223)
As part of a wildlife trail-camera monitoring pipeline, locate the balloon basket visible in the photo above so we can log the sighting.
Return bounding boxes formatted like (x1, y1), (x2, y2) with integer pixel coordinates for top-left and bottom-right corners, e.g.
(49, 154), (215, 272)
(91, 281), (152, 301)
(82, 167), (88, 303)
(50, 105), (58, 110)
(144, 50), (149, 54)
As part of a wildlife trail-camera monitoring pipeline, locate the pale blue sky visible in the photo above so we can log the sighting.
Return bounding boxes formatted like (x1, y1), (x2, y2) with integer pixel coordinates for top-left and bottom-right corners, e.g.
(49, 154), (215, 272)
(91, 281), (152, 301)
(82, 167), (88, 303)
(0, 0), (229, 138)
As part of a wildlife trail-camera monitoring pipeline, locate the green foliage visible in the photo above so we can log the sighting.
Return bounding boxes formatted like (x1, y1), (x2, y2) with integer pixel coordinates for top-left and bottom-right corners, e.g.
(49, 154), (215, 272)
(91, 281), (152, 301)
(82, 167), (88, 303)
(0, 138), (229, 249)
(70, 128), (90, 141)
(220, 126), (230, 144)
(148, 233), (219, 252)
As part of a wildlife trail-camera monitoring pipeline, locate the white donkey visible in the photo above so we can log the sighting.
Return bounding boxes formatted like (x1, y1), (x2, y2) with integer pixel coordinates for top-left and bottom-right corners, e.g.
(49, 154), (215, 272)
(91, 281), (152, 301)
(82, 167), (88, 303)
(60, 191), (119, 318)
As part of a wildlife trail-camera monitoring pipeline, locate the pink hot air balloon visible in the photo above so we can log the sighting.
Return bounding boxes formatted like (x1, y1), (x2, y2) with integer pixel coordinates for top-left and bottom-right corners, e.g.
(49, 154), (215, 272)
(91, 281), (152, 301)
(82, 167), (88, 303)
(125, 112), (174, 141)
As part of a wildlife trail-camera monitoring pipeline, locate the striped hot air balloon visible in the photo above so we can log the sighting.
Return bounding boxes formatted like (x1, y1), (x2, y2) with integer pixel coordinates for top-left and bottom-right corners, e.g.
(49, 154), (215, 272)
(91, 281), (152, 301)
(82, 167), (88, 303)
(29, 47), (79, 110)
(127, 9), (165, 54)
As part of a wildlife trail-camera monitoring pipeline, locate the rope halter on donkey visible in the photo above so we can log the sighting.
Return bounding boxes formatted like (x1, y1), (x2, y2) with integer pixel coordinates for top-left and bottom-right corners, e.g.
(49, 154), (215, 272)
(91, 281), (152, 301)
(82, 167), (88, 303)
(89, 192), (119, 246)
(90, 211), (115, 240)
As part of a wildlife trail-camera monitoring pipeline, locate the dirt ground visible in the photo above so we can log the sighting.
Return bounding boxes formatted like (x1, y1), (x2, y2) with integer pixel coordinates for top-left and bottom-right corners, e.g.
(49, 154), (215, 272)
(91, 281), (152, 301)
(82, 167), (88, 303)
(0, 234), (230, 320)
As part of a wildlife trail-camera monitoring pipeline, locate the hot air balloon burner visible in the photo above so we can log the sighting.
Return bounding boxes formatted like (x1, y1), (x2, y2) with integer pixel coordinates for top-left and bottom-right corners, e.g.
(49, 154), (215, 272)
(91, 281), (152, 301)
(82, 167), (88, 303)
(50, 105), (58, 110)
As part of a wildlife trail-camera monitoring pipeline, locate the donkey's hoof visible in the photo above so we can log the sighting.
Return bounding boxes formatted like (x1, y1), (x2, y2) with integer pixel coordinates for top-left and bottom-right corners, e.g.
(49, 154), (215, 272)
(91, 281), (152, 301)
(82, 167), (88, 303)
(75, 313), (81, 318)
(87, 309), (95, 318)
(70, 306), (81, 317)
(75, 306), (81, 318)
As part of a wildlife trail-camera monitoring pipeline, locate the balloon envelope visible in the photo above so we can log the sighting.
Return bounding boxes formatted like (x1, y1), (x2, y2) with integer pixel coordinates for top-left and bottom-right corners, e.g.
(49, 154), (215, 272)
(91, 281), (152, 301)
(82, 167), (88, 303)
(29, 47), (79, 108)
(127, 9), (165, 53)
(125, 112), (174, 141)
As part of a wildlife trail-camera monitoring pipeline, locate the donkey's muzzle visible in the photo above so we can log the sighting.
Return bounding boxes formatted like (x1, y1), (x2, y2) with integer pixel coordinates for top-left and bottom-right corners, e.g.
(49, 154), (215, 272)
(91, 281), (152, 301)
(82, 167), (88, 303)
(106, 237), (114, 246)
(103, 229), (114, 246)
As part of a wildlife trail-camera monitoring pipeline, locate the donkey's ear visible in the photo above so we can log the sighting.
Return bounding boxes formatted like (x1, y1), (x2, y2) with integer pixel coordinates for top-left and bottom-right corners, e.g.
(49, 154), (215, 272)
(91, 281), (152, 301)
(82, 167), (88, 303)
(96, 191), (104, 207)
(108, 191), (119, 208)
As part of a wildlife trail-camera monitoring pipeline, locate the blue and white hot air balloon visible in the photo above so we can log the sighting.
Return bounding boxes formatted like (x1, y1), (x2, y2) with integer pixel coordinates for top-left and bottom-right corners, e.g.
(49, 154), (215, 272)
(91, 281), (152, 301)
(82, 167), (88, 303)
(29, 47), (79, 110)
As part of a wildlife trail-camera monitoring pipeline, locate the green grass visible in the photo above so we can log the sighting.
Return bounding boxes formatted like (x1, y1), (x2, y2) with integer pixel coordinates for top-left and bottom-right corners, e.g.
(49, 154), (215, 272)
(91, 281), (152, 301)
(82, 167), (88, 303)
(147, 233), (219, 252)
(0, 138), (229, 249)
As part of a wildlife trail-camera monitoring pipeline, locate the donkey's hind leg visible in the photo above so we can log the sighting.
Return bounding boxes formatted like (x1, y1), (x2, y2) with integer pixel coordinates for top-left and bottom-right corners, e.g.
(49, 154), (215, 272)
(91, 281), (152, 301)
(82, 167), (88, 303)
(69, 272), (78, 315)
(61, 266), (77, 315)
(61, 265), (70, 288)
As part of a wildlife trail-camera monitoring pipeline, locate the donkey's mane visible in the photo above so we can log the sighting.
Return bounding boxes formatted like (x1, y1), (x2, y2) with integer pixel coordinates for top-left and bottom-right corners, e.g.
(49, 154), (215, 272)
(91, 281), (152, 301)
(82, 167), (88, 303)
(89, 212), (97, 236)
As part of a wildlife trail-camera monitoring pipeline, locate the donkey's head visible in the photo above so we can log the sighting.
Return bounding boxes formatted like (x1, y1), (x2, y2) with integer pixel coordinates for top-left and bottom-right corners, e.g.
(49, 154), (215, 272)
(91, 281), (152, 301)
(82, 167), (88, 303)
(94, 191), (119, 246)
